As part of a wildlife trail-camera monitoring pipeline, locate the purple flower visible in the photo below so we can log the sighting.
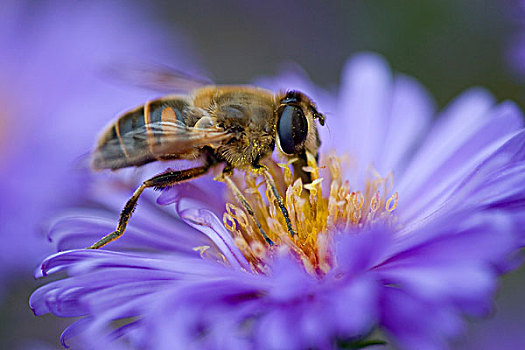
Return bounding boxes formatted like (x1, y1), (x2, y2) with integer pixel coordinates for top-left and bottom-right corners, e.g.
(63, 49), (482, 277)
(30, 53), (525, 349)
(0, 0), (199, 290)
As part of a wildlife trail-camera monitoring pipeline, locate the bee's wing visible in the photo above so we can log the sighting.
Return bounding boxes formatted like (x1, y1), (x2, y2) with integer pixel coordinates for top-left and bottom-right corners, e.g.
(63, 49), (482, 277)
(145, 120), (232, 150)
(104, 62), (214, 93)
(92, 118), (231, 170)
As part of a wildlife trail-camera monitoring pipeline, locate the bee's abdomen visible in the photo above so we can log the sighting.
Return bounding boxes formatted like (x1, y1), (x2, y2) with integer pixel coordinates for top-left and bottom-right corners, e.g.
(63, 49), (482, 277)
(92, 98), (188, 170)
(92, 106), (153, 170)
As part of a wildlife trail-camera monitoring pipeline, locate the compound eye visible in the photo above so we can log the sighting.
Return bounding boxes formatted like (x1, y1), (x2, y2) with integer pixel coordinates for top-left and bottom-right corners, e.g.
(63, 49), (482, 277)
(277, 105), (308, 155)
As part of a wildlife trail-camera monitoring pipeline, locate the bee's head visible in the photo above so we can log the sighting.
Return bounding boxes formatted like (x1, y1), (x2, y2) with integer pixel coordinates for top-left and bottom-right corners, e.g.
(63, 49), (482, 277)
(276, 90), (325, 159)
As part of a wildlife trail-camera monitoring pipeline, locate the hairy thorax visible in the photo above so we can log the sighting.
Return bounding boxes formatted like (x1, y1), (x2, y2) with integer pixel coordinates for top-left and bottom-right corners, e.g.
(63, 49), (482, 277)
(216, 131), (276, 168)
(204, 86), (278, 168)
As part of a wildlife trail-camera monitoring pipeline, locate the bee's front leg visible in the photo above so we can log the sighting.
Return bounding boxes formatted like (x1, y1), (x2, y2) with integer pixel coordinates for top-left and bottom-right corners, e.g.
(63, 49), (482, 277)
(252, 163), (296, 238)
(218, 165), (274, 246)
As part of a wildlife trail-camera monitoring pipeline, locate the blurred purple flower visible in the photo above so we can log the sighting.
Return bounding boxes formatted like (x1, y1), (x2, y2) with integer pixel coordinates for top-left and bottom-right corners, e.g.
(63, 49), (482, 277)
(504, 0), (525, 77)
(30, 54), (525, 349)
(0, 0), (199, 290)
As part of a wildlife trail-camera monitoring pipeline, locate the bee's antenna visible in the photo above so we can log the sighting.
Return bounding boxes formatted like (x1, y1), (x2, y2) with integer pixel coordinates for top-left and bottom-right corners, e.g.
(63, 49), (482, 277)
(321, 111), (332, 137)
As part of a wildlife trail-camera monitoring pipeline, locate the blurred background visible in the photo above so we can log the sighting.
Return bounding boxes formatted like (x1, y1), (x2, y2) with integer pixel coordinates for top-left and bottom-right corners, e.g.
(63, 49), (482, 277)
(1, 0), (524, 348)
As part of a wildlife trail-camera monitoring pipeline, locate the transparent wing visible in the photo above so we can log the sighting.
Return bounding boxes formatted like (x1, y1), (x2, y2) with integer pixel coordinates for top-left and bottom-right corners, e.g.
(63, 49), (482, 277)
(103, 62), (214, 93)
(141, 120), (231, 150)
(92, 120), (231, 170)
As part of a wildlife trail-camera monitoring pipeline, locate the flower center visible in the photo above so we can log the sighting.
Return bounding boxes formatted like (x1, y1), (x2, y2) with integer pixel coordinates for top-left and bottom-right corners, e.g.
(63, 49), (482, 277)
(223, 153), (398, 276)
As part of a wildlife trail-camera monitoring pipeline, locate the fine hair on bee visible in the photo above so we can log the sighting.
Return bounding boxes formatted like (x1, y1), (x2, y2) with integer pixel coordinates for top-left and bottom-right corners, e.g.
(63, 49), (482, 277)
(88, 70), (325, 249)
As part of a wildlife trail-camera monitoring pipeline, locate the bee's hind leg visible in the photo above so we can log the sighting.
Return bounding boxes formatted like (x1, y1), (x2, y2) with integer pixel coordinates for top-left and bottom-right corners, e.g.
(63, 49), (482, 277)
(88, 164), (211, 249)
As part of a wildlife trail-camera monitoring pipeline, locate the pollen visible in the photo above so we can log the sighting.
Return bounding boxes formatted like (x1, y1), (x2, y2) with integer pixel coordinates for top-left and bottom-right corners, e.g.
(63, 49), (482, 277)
(223, 153), (399, 276)
(193, 245), (211, 258)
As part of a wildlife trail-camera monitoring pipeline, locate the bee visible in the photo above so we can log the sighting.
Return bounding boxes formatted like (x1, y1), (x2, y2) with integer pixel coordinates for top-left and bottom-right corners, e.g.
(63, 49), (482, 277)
(89, 71), (325, 249)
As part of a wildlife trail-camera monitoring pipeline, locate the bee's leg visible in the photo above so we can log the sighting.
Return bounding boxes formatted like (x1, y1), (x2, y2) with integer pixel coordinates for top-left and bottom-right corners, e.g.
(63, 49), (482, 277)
(220, 167), (274, 246)
(88, 165), (210, 249)
(253, 164), (296, 238)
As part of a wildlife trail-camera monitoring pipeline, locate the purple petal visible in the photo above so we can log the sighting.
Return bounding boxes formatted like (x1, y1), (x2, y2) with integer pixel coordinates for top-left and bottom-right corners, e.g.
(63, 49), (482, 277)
(397, 88), (494, 198)
(375, 74), (435, 175)
(256, 310), (302, 350)
(447, 131), (525, 207)
(61, 319), (95, 349)
(404, 129), (525, 231)
(475, 162), (525, 207)
(390, 211), (516, 269)
(399, 101), (524, 224)
(333, 226), (392, 278)
(376, 211), (516, 323)
(265, 254), (316, 301)
(381, 287), (463, 350)
(30, 279), (87, 317)
(178, 207), (251, 271)
(48, 208), (210, 253)
(39, 249), (225, 279)
(337, 53), (393, 180)
(331, 276), (379, 336)
(156, 176), (227, 216)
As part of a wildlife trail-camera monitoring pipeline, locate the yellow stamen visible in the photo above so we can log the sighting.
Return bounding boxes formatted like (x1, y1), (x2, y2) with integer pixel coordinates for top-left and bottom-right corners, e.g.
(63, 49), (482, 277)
(193, 245), (211, 258)
(222, 153), (399, 275)
(386, 192), (399, 212)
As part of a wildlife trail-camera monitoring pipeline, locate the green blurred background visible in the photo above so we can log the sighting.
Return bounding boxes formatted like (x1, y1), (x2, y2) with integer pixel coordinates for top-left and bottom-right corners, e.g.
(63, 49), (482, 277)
(153, 0), (524, 108)
(1, 1), (524, 348)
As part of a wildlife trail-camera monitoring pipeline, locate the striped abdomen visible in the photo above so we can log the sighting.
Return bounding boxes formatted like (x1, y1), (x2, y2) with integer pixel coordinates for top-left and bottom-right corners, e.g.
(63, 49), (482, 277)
(92, 97), (189, 170)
